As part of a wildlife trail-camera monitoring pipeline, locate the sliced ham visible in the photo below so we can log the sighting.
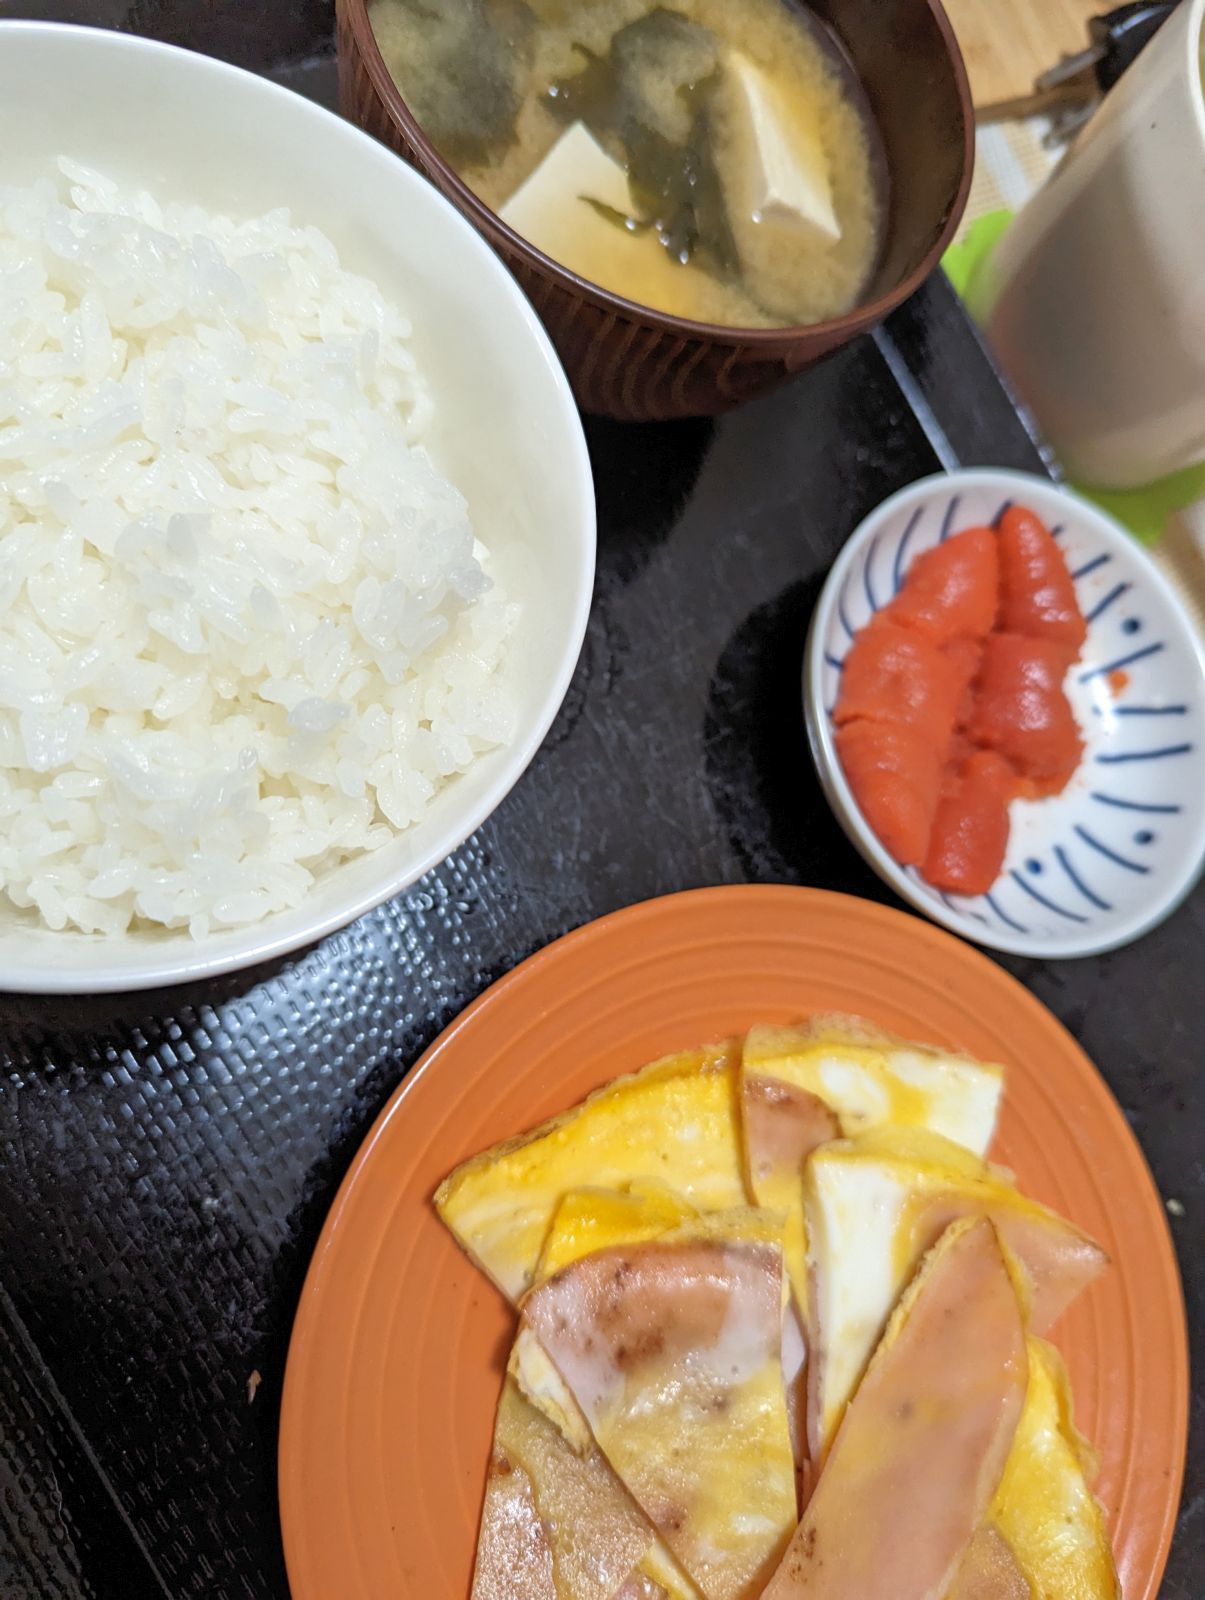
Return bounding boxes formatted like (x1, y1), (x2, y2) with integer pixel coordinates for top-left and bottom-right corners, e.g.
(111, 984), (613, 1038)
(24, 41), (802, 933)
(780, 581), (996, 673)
(804, 1130), (1107, 1459)
(740, 1073), (838, 1489)
(943, 1527), (1030, 1600)
(742, 1075), (843, 1194)
(521, 1238), (797, 1600)
(763, 1217), (1027, 1600)
(471, 1376), (694, 1600)
(740, 1070), (839, 1313)
(917, 1195), (1108, 1335)
(472, 1392), (558, 1600)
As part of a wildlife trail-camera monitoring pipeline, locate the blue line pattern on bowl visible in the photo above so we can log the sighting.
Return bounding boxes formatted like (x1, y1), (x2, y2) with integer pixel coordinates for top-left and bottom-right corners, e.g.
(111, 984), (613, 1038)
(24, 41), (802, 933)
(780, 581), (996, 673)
(1080, 642), (1165, 680)
(1107, 703), (1188, 717)
(1090, 792), (1181, 814)
(1096, 742), (1192, 762)
(820, 491), (1203, 945)
(1084, 581), (1130, 623)
(1073, 825), (1150, 874)
(892, 508), (921, 595)
(1009, 868), (1089, 922)
(1071, 553), (1111, 581)
(1054, 844), (1112, 910)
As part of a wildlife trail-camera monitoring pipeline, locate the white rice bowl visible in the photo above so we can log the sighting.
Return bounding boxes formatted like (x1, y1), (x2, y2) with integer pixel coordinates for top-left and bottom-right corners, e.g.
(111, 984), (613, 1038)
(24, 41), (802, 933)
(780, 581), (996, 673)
(0, 25), (594, 991)
(0, 160), (520, 941)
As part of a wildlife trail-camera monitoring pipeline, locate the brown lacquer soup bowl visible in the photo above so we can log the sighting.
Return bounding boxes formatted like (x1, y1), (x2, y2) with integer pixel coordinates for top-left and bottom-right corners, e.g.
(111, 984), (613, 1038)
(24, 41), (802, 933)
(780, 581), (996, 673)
(336, 0), (973, 420)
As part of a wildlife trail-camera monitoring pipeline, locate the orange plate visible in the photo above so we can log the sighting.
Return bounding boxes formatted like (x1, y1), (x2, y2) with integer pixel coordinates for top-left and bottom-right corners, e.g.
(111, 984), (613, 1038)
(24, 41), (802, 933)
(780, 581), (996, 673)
(279, 887), (1187, 1599)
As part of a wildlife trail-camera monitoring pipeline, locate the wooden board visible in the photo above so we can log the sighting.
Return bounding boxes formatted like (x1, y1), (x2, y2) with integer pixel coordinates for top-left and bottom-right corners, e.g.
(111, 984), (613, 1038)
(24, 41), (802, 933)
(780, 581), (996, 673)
(943, 0), (1100, 107)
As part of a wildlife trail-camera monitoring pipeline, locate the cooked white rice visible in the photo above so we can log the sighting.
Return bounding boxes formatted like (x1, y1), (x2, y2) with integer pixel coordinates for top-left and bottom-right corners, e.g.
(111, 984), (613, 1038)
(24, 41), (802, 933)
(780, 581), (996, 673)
(0, 159), (518, 940)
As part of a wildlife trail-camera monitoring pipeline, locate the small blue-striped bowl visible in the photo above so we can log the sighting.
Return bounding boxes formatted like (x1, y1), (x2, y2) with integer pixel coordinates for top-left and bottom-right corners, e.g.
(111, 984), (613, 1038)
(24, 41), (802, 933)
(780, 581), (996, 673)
(804, 469), (1205, 957)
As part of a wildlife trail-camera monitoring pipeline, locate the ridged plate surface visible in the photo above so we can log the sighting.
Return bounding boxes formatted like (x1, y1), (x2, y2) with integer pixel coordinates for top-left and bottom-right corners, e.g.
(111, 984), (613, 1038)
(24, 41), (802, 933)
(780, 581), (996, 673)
(279, 886), (1187, 1600)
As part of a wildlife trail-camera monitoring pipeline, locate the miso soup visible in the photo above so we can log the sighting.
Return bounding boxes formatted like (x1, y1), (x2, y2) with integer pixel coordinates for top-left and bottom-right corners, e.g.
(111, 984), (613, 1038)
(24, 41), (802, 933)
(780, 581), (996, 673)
(370, 0), (887, 328)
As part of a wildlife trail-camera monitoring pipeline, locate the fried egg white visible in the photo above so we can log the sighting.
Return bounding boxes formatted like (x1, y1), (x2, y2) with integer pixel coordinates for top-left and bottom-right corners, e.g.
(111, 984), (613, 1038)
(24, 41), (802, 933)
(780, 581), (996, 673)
(740, 1017), (1004, 1316)
(986, 1338), (1120, 1600)
(437, 1041), (747, 1301)
(743, 1017), (1003, 1150)
(805, 1127), (1106, 1456)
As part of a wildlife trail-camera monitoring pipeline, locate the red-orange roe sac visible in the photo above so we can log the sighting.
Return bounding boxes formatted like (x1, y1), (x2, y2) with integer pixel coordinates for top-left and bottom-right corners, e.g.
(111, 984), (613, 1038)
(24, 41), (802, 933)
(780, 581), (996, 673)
(835, 720), (943, 867)
(834, 619), (964, 747)
(939, 731), (978, 796)
(941, 637), (984, 729)
(923, 751), (1017, 896)
(966, 633), (1082, 792)
(997, 506), (1087, 651)
(880, 526), (999, 647)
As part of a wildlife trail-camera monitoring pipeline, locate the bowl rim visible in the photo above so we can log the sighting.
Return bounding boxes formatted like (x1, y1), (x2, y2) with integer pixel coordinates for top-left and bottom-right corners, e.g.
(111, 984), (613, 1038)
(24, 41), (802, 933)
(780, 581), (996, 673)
(0, 21), (597, 995)
(803, 467), (1205, 959)
(338, 0), (975, 346)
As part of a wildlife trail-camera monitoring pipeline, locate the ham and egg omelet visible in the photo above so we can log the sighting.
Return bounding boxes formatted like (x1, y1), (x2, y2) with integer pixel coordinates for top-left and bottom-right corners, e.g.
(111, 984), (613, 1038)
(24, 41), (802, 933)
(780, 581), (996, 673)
(435, 1017), (1118, 1600)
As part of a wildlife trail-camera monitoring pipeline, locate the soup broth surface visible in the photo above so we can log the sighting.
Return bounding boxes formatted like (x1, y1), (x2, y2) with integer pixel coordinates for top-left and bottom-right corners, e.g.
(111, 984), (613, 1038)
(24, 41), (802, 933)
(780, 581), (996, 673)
(370, 0), (887, 328)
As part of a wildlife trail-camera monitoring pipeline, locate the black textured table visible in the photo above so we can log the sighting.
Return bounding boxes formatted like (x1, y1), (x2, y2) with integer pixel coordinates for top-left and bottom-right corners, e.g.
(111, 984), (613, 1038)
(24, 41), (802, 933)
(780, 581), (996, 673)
(0, 8), (1200, 1599)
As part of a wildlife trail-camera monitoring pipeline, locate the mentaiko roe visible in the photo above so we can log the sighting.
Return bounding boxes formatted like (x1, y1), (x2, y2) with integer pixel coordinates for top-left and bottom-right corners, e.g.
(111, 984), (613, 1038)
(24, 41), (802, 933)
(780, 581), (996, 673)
(834, 720), (942, 867)
(997, 506), (1087, 651)
(965, 633), (1083, 793)
(879, 525), (999, 646)
(834, 620), (964, 748)
(923, 751), (1018, 896)
(834, 504), (1085, 895)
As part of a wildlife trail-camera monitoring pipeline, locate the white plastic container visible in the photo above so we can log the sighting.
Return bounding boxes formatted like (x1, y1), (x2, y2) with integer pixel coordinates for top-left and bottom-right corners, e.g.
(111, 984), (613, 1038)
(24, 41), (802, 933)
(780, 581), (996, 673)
(984, 0), (1205, 490)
